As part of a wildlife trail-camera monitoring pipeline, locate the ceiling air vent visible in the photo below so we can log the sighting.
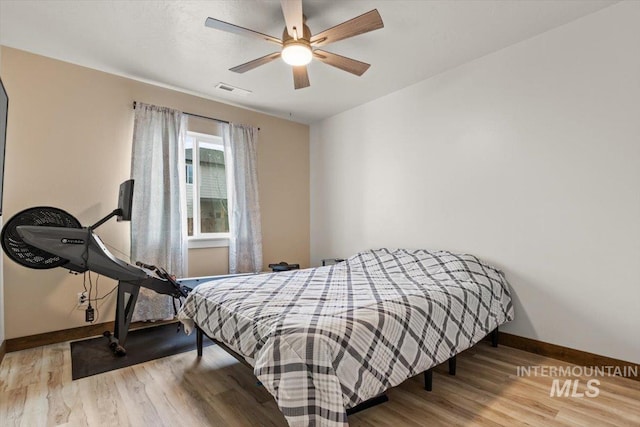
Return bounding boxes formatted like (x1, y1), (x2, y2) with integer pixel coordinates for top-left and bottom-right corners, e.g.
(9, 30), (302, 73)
(215, 83), (252, 97)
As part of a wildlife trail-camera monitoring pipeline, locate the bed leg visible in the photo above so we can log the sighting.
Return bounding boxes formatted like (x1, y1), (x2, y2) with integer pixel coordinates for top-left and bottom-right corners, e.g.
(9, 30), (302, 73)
(448, 356), (456, 375)
(196, 326), (203, 357)
(491, 327), (499, 347)
(424, 368), (433, 391)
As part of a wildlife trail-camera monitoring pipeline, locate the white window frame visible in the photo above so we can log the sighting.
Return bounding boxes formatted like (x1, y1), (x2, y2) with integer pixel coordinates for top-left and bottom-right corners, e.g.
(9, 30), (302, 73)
(186, 131), (230, 248)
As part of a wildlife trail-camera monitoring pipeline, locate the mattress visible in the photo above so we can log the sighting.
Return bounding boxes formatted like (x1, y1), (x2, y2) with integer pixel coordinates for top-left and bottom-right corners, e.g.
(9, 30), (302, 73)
(178, 248), (514, 426)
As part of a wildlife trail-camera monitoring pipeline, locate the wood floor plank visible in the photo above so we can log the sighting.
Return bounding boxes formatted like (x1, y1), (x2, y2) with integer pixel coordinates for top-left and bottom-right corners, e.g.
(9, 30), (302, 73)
(113, 367), (164, 426)
(0, 340), (638, 426)
(554, 407), (633, 427)
(45, 344), (72, 426)
(0, 386), (27, 426)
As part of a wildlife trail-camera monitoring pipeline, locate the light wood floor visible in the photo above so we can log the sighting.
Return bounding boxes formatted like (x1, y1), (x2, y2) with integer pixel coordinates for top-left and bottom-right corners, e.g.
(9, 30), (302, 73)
(1, 339), (638, 426)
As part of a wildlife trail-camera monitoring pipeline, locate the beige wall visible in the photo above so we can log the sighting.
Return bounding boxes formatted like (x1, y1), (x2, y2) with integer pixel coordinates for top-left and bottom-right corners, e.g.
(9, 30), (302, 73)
(0, 46), (309, 339)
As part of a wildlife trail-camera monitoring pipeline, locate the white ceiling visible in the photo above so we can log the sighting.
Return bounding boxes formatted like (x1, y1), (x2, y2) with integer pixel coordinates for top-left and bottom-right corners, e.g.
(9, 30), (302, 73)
(0, 0), (617, 124)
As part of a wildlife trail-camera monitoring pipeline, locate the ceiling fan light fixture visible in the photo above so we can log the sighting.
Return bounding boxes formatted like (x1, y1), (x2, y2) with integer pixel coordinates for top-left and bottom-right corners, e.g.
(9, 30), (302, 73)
(281, 42), (312, 66)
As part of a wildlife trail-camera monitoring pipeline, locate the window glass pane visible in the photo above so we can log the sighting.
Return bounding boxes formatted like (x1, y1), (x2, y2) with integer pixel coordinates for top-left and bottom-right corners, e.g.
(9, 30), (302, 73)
(185, 145), (194, 236)
(199, 145), (229, 233)
(186, 163), (193, 184)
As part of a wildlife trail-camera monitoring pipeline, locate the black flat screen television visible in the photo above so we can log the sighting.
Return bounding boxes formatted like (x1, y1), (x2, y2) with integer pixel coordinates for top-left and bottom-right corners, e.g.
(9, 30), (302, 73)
(0, 77), (8, 216)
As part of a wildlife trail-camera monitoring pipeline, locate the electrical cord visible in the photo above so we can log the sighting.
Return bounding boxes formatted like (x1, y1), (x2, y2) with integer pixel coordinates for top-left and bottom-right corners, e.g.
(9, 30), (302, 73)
(90, 279), (118, 301)
(81, 271), (118, 324)
(81, 270), (94, 323)
(90, 273), (118, 323)
(79, 232), (123, 323)
(103, 242), (131, 263)
(82, 271), (93, 306)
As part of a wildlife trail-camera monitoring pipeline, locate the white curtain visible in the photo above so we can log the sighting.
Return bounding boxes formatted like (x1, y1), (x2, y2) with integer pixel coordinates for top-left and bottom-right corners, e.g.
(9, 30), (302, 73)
(222, 123), (262, 273)
(130, 103), (187, 321)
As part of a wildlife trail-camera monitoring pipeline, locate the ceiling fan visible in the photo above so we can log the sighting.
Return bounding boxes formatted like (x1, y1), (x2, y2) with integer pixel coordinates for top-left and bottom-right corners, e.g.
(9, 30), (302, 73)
(205, 0), (384, 89)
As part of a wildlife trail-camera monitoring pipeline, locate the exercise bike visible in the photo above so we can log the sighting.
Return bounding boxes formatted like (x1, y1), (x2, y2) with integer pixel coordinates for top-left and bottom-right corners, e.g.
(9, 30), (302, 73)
(1, 180), (189, 356)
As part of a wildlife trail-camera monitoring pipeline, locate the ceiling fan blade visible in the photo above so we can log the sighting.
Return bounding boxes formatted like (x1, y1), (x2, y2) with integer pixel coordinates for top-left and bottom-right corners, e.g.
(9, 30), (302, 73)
(310, 9), (383, 47)
(205, 17), (282, 46)
(313, 50), (370, 76)
(280, 0), (304, 39)
(293, 66), (310, 89)
(230, 52), (281, 73)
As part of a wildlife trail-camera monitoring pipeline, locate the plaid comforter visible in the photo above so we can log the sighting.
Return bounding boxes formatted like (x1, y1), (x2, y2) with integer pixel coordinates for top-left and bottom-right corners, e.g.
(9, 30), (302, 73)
(178, 248), (514, 426)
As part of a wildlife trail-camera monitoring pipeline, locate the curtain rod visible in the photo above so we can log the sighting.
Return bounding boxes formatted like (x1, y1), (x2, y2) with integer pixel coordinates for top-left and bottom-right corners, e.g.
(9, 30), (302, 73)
(132, 102), (260, 130)
(133, 101), (260, 130)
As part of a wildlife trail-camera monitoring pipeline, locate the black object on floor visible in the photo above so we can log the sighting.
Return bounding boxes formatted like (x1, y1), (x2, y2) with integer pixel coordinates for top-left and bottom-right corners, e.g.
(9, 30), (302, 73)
(70, 323), (212, 380)
(268, 261), (300, 272)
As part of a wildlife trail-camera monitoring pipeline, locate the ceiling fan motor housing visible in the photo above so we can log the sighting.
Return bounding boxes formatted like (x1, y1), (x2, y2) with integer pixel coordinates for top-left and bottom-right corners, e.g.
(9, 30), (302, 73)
(281, 20), (312, 66)
(282, 17), (312, 43)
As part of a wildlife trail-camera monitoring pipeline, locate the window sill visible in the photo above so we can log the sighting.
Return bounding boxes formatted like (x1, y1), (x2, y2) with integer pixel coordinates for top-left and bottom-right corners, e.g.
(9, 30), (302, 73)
(188, 237), (230, 249)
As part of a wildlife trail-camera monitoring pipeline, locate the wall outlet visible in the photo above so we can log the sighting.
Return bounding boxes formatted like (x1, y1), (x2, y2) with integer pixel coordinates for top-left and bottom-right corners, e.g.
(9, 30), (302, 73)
(77, 291), (88, 307)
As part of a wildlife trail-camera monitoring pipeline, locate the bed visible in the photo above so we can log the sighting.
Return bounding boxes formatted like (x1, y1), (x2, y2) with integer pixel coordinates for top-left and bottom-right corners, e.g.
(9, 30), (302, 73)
(178, 248), (514, 426)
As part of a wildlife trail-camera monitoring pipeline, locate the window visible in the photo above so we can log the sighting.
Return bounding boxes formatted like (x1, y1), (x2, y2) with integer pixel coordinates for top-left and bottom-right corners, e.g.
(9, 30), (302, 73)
(185, 132), (229, 243)
(185, 163), (193, 184)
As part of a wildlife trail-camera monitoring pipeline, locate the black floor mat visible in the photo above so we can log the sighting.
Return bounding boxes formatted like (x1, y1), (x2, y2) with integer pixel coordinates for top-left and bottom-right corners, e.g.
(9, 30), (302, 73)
(70, 323), (212, 380)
